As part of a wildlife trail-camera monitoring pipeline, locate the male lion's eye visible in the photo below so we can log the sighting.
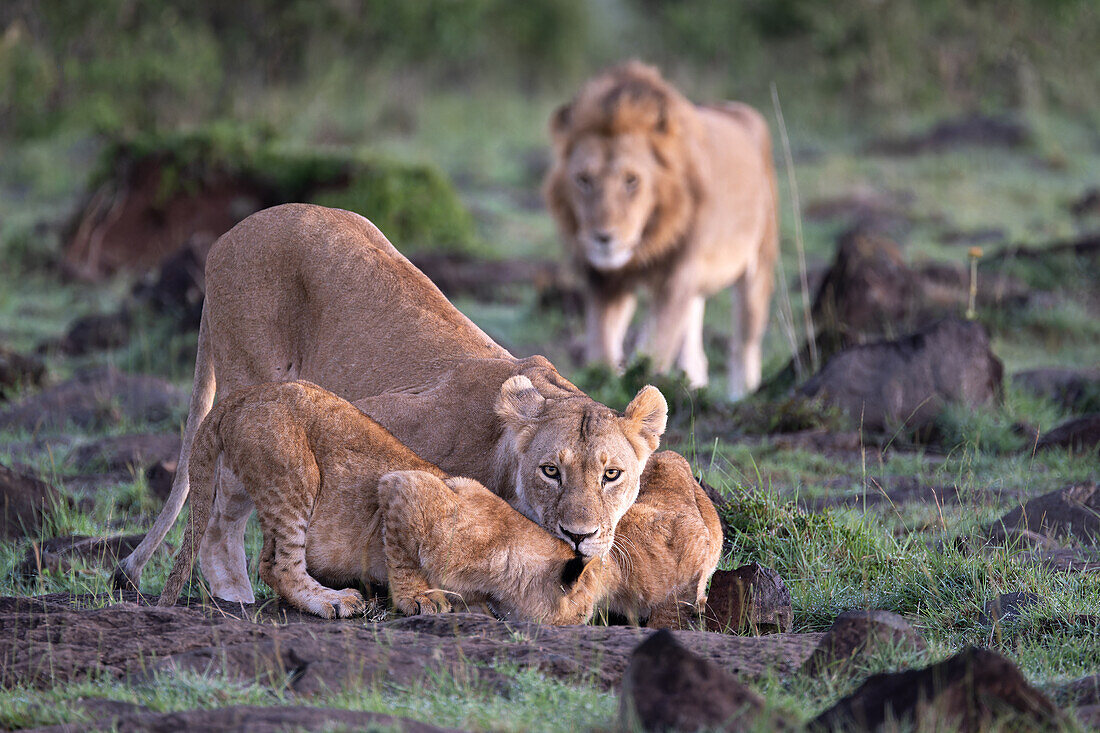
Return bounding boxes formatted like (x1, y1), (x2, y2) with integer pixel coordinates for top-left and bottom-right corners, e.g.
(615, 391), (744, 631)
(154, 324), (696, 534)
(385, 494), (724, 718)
(603, 468), (622, 482)
(624, 173), (638, 191)
(574, 173), (592, 191)
(540, 464), (560, 480)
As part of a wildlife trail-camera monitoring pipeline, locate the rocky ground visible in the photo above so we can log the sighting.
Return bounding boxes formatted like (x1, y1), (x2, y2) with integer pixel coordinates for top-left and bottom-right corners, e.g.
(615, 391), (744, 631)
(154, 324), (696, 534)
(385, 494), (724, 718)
(1, 109), (1099, 731)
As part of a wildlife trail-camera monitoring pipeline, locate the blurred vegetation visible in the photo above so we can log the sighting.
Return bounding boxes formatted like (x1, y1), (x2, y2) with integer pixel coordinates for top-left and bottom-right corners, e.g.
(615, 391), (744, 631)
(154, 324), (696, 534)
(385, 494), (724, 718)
(2, 0), (1098, 140)
(94, 125), (479, 254)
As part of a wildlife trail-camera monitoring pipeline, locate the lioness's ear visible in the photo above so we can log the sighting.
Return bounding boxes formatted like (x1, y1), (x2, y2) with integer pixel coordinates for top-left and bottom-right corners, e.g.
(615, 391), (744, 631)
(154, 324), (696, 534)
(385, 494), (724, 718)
(549, 103), (572, 142)
(496, 376), (546, 432)
(624, 385), (668, 453)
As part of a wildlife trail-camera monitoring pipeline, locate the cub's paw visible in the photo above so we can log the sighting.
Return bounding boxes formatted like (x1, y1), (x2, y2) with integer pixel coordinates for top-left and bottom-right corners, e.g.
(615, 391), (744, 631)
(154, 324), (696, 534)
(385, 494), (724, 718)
(395, 590), (452, 616)
(303, 587), (367, 619)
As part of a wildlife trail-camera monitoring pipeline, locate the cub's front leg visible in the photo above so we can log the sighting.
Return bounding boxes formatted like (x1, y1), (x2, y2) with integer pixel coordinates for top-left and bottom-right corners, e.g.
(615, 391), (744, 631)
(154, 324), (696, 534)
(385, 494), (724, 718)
(379, 471), (455, 615)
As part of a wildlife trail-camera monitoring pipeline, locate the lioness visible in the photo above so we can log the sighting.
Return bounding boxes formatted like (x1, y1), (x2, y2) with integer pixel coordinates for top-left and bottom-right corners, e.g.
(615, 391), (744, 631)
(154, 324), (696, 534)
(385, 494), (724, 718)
(113, 203), (706, 617)
(159, 380), (604, 624)
(544, 61), (779, 399)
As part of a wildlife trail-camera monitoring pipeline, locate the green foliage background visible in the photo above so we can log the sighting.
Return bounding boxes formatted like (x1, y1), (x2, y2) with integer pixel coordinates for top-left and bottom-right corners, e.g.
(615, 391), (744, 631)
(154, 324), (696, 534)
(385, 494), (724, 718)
(3, 0), (1098, 139)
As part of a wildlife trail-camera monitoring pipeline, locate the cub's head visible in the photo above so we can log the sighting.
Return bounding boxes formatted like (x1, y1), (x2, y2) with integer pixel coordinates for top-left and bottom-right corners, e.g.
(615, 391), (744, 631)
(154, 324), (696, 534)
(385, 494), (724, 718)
(495, 375), (667, 560)
(544, 61), (698, 272)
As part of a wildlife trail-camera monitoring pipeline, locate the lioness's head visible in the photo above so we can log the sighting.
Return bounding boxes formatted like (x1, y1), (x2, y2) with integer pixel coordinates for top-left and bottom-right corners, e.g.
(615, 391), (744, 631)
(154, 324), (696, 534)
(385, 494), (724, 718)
(545, 61), (699, 273)
(495, 375), (667, 560)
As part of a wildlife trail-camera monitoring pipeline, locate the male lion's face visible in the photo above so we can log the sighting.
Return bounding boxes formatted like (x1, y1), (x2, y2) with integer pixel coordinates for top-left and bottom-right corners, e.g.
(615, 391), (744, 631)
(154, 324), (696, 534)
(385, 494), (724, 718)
(496, 377), (667, 560)
(563, 133), (660, 272)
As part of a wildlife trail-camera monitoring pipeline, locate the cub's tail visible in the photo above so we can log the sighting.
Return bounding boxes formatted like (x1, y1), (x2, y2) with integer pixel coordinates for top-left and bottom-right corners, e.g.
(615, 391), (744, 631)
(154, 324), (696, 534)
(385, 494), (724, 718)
(157, 410), (222, 607)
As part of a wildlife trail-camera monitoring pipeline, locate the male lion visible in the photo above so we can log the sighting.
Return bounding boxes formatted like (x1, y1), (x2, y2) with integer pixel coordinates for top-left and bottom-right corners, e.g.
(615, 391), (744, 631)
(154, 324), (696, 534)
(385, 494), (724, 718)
(159, 381), (604, 624)
(116, 203), (692, 611)
(544, 61), (779, 399)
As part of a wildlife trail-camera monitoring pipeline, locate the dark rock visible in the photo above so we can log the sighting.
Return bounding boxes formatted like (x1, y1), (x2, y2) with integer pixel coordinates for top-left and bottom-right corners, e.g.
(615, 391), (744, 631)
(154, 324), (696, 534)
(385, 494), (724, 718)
(801, 610), (927, 676)
(51, 310), (132, 355)
(619, 629), (792, 732)
(705, 563), (792, 635)
(1076, 705), (1100, 730)
(979, 592), (1040, 625)
(0, 346), (46, 399)
(811, 647), (1063, 731)
(811, 228), (920, 357)
(145, 458), (178, 502)
(0, 463), (60, 540)
(987, 483), (1100, 545)
(799, 319), (1004, 436)
(0, 367), (184, 432)
(0, 595), (826, 693)
(28, 704), (457, 733)
(66, 434), (181, 474)
(1037, 415), (1100, 454)
(1070, 187), (1100, 218)
(1013, 367), (1100, 413)
(866, 115), (1032, 156)
(17, 534), (148, 577)
(131, 233), (215, 331)
(1054, 674), (1100, 706)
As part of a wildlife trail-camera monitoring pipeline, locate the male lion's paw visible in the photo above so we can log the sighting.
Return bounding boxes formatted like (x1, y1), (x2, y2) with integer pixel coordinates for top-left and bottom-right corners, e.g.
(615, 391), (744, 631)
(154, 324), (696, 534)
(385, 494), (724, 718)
(395, 590), (452, 616)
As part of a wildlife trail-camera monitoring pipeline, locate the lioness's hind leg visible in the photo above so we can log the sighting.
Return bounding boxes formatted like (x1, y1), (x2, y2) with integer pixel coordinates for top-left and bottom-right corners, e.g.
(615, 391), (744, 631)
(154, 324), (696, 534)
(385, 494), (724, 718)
(198, 466), (255, 603)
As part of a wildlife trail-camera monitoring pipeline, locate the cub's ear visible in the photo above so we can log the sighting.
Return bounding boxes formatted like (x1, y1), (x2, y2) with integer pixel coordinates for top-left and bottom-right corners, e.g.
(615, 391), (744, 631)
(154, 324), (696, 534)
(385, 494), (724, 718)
(496, 376), (546, 433)
(624, 385), (668, 453)
(549, 102), (572, 142)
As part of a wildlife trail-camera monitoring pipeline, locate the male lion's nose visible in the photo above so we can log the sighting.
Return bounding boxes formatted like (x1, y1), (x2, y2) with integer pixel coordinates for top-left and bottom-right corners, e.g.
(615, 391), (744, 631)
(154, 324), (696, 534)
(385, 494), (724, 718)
(560, 525), (598, 551)
(593, 230), (612, 245)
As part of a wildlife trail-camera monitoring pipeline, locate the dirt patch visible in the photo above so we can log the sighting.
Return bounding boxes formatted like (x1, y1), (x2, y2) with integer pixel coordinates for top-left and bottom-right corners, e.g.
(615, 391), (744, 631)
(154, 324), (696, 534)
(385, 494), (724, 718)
(28, 703), (457, 733)
(0, 594), (825, 694)
(0, 367), (184, 433)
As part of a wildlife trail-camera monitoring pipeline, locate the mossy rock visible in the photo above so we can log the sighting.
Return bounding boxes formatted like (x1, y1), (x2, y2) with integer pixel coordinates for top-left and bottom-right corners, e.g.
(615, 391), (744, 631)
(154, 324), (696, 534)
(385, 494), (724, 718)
(69, 125), (480, 279)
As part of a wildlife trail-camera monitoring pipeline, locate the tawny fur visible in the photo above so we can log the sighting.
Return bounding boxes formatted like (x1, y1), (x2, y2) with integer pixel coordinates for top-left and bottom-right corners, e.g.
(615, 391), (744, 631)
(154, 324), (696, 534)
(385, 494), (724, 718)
(114, 203), (702, 616)
(601, 451), (723, 628)
(544, 61), (780, 398)
(381, 470), (603, 625)
(159, 381), (602, 623)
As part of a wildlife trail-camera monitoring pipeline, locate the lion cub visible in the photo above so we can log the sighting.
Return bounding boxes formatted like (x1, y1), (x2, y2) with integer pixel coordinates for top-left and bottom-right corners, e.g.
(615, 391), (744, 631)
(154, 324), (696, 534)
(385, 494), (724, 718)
(158, 380), (602, 623)
(601, 451), (723, 628)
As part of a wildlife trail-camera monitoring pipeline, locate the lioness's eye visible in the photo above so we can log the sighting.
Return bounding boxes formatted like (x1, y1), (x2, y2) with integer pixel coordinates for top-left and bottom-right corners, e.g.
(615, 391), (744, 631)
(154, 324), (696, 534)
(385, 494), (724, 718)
(540, 464), (560, 480)
(603, 468), (622, 482)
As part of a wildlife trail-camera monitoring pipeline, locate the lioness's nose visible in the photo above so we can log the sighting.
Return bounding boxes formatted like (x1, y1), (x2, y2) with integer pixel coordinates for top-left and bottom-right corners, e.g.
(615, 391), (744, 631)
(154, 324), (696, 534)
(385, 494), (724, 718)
(560, 525), (598, 550)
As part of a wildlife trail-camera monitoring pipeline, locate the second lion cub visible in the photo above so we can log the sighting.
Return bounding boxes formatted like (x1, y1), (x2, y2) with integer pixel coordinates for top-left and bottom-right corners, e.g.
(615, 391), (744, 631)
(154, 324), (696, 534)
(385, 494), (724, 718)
(158, 380), (602, 623)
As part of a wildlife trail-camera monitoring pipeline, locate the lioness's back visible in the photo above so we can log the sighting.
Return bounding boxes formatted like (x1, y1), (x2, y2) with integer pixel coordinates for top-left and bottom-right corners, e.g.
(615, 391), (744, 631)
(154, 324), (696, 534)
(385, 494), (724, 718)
(202, 204), (507, 399)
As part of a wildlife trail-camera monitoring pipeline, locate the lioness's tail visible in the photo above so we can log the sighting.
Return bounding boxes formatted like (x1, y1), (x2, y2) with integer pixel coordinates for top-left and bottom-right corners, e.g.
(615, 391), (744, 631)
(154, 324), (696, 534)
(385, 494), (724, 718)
(158, 411), (222, 606)
(113, 307), (217, 591)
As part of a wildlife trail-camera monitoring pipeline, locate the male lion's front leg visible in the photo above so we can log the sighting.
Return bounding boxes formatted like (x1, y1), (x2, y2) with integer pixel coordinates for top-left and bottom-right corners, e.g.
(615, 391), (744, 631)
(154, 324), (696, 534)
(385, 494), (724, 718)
(584, 290), (636, 369)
